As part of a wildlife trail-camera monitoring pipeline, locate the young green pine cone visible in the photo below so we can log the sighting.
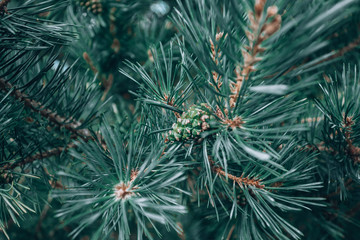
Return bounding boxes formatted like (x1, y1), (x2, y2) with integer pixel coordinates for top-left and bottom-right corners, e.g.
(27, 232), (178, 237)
(166, 104), (216, 142)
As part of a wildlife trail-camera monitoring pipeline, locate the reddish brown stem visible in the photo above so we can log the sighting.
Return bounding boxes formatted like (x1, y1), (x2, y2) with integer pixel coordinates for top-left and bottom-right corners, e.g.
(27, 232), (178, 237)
(2, 142), (76, 171)
(226, 224), (236, 240)
(326, 179), (353, 199)
(266, 31), (360, 80)
(313, 34), (360, 67)
(0, 78), (92, 141)
(346, 201), (360, 218)
(230, 2), (281, 107)
(209, 158), (265, 189)
(0, 0), (11, 14)
(344, 117), (360, 163)
(82, 53), (113, 101)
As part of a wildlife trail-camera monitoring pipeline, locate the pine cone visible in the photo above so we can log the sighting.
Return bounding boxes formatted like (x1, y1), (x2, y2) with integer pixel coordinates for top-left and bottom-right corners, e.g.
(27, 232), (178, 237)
(166, 104), (216, 142)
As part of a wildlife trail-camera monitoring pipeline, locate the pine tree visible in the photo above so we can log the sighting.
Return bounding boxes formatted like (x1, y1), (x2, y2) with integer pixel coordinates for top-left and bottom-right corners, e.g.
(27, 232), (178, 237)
(1, 0), (360, 240)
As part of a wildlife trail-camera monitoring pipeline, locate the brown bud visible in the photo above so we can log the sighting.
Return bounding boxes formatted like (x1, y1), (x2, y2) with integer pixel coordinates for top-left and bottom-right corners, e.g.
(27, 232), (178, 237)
(147, 49), (154, 62)
(254, 46), (266, 53)
(266, 6), (278, 18)
(200, 115), (209, 122)
(83, 52), (91, 62)
(215, 32), (224, 41)
(254, 0), (266, 19)
(263, 14), (281, 36)
(201, 122), (210, 130)
(248, 11), (257, 31)
(111, 38), (120, 53)
(245, 30), (253, 42)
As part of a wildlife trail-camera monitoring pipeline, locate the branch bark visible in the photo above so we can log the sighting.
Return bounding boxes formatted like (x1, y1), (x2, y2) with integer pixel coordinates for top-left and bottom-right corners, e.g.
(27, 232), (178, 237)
(1, 142), (76, 171)
(0, 78), (93, 141)
(312, 33), (360, 67)
(209, 158), (265, 189)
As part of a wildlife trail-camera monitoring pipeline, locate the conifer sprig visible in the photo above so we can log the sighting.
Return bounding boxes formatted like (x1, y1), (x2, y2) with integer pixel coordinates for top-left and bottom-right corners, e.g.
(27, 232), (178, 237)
(55, 122), (188, 239)
(314, 66), (360, 198)
(121, 42), (192, 116)
(125, 1), (329, 238)
(1, 0), (360, 239)
(0, 1), (104, 237)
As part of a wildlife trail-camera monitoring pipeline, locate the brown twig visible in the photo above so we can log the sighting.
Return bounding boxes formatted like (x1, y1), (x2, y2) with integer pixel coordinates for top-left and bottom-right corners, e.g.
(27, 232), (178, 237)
(101, 73), (113, 101)
(176, 222), (185, 240)
(0, 78), (92, 141)
(346, 201), (360, 218)
(82, 52), (98, 75)
(300, 116), (323, 124)
(265, 27), (360, 80)
(344, 116), (360, 163)
(35, 196), (53, 236)
(82, 52), (113, 101)
(226, 224), (236, 240)
(326, 178), (353, 199)
(230, 1), (281, 107)
(209, 158), (265, 189)
(312, 34), (360, 67)
(1, 142), (76, 171)
(163, 93), (180, 118)
(209, 32), (227, 90)
(222, 116), (244, 130)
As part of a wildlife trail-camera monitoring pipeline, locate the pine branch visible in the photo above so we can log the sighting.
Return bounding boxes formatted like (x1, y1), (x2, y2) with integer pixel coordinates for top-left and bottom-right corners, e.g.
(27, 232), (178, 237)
(311, 28), (360, 67)
(346, 201), (360, 218)
(54, 122), (187, 239)
(0, 78), (93, 141)
(266, 26), (360, 80)
(83, 52), (113, 101)
(230, 0), (281, 107)
(306, 117), (360, 164)
(1, 142), (76, 171)
(312, 116), (360, 163)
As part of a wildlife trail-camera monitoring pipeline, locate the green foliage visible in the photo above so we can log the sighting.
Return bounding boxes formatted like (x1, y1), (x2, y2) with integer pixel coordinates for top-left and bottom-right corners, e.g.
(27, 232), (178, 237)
(314, 66), (360, 198)
(55, 122), (187, 240)
(0, 0), (104, 238)
(1, 0), (360, 239)
(127, 40), (323, 240)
